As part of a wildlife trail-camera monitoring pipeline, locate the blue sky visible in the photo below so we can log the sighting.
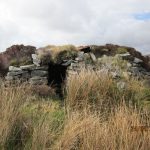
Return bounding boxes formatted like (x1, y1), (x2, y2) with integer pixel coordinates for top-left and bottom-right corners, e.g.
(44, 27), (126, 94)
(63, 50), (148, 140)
(0, 0), (150, 54)
(134, 12), (150, 21)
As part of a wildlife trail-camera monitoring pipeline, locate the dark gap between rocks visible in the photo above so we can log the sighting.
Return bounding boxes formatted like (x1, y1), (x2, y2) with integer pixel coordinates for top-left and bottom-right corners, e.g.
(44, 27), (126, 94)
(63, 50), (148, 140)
(47, 62), (68, 98)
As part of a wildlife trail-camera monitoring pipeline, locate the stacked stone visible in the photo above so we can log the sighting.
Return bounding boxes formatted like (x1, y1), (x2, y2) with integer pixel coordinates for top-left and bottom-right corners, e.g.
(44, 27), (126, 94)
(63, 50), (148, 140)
(118, 53), (150, 79)
(66, 51), (97, 76)
(5, 54), (48, 85)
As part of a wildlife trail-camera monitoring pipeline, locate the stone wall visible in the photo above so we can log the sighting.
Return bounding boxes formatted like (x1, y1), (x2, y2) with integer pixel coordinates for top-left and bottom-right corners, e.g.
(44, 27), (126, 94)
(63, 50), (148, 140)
(6, 65), (48, 85)
(5, 47), (150, 87)
(5, 54), (48, 85)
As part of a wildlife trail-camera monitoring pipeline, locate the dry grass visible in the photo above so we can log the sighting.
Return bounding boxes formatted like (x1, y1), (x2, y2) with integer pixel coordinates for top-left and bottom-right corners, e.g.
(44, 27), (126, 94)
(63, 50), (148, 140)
(0, 69), (150, 150)
(65, 69), (144, 114)
(56, 106), (150, 150)
(37, 45), (77, 64)
(0, 83), (31, 148)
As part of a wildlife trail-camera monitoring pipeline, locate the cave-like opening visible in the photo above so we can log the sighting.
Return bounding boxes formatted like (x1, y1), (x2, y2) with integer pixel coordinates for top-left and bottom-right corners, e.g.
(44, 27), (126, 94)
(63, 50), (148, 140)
(47, 62), (68, 97)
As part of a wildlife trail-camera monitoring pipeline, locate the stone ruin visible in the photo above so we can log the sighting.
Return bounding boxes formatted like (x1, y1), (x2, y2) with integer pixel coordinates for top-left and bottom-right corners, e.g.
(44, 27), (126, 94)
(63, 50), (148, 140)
(4, 45), (150, 90)
(4, 47), (96, 86)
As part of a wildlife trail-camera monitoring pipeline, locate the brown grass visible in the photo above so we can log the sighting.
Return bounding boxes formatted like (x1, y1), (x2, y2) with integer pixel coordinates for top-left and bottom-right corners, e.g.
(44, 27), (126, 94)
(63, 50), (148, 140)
(0, 69), (149, 150)
(56, 106), (150, 150)
(0, 84), (31, 148)
(37, 45), (77, 64)
(65, 69), (144, 114)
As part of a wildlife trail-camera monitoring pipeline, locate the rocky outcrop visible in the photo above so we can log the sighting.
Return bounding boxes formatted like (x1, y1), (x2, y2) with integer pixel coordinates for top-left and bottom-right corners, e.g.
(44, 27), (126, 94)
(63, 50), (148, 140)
(68, 46), (150, 81)
(0, 45), (36, 76)
(78, 44), (150, 71)
(2, 44), (150, 87)
(124, 47), (150, 71)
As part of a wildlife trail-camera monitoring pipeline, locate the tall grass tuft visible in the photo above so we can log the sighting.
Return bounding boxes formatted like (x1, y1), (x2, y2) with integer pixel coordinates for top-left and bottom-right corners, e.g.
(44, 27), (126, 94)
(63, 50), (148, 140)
(65, 69), (144, 114)
(56, 106), (150, 150)
(0, 83), (31, 149)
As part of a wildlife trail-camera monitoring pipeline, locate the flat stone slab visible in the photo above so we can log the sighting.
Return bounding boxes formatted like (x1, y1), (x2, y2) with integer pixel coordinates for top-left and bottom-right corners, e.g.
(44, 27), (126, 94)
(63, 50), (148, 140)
(31, 70), (48, 77)
(7, 71), (24, 76)
(20, 64), (36, 70)
(35, 66), (49, 70)
(89, 52), (97, 62)
(9, 66), (22, 72)
(62, 60), (73, 66)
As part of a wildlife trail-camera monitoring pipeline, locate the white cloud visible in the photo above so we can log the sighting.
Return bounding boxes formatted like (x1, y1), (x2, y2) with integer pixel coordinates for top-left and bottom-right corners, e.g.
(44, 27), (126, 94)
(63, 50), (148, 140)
(0, 0), (150, 54)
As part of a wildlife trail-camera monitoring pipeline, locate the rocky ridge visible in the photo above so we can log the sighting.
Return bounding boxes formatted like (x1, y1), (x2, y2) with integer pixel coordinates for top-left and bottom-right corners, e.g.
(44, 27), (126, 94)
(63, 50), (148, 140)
(1, 44), (150, 88)
(0, 45), (36, 76)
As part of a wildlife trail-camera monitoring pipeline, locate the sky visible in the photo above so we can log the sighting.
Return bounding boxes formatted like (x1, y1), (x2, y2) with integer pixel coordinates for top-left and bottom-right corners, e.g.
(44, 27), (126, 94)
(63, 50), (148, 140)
(0, 0), (150, 54)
